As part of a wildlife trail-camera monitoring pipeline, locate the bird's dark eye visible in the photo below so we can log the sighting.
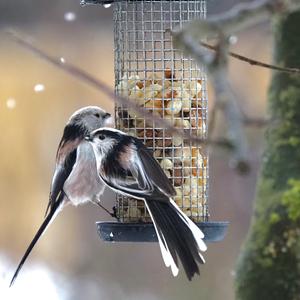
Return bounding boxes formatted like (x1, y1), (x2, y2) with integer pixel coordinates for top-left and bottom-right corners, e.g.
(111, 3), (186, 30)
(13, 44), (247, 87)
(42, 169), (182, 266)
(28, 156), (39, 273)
(94, 113), (100, 118)
(98, 134), (105, 140)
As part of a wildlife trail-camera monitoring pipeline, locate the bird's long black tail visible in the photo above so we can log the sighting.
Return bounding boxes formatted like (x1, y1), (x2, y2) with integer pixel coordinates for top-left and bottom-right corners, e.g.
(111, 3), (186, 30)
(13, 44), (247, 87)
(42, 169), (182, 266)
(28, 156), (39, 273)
(9, 193), (64, 287)
(145, 198), (207, 280)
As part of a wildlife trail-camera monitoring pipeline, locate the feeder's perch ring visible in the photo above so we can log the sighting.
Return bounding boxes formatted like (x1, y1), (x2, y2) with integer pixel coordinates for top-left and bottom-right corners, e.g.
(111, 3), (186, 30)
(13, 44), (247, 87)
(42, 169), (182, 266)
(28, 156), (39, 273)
(81, 0), (229, 243)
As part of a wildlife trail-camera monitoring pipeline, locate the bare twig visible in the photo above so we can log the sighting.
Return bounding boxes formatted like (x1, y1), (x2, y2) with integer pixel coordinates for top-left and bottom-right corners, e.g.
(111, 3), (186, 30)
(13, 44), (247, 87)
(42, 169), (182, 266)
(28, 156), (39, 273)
(4, 29), (231, 150)
(243, 117), (270, 127)
(201, 41), (300, 74)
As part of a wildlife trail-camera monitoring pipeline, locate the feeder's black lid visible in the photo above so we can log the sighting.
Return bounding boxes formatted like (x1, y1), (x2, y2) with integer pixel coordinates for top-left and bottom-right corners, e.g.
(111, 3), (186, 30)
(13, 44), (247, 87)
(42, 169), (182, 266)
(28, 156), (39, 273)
(97, 221), (229, 243)
(80, 0), (159, 5)
(79, 0), (124, 5)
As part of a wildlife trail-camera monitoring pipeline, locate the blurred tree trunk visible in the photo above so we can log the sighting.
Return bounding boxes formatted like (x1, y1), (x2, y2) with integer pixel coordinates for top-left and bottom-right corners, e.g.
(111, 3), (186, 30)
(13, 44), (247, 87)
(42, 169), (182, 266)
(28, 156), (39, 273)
(235, 10), (300, 300)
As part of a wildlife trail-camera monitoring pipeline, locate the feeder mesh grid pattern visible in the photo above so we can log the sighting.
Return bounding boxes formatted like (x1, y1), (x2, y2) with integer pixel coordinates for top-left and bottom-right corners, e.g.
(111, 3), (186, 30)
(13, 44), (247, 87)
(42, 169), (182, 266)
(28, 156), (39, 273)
(114, 0), (208, 222)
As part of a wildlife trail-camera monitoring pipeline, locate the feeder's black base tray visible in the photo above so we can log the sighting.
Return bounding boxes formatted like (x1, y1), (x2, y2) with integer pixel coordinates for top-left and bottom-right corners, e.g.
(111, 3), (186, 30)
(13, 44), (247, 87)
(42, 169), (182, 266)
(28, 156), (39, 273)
(96, 221), (229, 243)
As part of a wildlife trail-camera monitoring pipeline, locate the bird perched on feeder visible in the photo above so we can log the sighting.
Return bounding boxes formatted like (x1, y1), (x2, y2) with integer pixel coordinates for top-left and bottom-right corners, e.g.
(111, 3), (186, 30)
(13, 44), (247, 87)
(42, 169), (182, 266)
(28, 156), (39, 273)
(10, 106), (112, 287)
(87, 127), (207, 280)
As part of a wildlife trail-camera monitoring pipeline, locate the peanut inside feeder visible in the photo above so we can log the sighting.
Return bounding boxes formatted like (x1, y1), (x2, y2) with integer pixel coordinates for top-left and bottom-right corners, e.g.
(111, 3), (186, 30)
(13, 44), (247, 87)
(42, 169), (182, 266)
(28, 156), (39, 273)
(114, 1), (209, 223)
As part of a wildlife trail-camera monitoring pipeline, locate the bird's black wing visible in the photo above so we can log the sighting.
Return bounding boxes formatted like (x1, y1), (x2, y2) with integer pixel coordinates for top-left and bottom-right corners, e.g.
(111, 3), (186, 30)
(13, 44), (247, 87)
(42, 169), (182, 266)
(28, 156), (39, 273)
(99, 138), (176, 200)
(136, 141), (176, 197)
(45, 147), (77, 215)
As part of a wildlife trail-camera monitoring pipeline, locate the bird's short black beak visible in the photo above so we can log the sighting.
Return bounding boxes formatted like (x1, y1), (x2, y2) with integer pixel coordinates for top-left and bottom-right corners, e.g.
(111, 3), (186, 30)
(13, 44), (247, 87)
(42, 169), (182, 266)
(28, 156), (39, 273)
(85, 135), (92, 142)
(104, 112), (111, 119)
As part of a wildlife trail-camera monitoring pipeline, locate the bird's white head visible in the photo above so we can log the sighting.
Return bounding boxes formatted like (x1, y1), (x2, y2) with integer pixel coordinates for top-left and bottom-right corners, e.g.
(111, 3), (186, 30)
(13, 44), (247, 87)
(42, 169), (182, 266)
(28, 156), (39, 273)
(68, 106), (112, 133)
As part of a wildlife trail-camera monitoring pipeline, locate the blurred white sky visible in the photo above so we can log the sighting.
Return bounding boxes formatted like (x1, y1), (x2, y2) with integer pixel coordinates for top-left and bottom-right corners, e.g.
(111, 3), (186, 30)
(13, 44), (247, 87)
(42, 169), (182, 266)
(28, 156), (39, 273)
(1, 255), (62, 300)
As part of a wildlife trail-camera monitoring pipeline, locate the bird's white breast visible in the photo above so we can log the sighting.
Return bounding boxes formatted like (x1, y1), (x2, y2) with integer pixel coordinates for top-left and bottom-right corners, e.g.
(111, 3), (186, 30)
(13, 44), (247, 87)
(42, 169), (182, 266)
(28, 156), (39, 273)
(64, 141), (105, 206)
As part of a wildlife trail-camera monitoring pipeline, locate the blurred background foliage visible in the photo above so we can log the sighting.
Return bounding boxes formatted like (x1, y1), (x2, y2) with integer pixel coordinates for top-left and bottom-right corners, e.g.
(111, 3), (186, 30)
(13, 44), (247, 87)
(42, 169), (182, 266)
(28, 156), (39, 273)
(236, 10), (300, 300)
(0, 0), (271, 299)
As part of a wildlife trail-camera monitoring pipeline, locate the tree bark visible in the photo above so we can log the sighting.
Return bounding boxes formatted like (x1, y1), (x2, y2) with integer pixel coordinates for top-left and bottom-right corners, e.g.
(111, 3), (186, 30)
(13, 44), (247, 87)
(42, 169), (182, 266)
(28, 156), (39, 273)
(235, 10), (300, 300)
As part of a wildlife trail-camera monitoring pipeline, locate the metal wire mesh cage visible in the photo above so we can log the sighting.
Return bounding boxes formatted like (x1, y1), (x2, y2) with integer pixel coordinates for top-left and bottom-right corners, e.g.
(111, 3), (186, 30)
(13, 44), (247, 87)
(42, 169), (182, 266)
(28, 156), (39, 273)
(114, 0), (208, 223)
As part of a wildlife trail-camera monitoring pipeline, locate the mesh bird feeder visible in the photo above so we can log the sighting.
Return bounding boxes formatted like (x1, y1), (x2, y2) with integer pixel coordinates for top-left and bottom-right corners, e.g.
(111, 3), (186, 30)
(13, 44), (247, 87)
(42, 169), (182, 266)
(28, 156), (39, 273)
(81, 0), (228, 242)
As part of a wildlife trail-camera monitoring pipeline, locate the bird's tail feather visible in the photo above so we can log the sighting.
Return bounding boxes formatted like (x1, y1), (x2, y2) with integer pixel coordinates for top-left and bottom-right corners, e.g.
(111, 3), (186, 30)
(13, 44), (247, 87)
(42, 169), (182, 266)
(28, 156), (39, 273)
(9, 193), (65, 287)
(145, 198), (207, 280)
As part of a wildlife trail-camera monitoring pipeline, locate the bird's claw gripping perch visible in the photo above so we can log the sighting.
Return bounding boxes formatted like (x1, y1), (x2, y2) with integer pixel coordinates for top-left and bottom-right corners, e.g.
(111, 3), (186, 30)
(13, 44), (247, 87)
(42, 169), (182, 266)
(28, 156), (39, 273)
(110, 206), (119, 221)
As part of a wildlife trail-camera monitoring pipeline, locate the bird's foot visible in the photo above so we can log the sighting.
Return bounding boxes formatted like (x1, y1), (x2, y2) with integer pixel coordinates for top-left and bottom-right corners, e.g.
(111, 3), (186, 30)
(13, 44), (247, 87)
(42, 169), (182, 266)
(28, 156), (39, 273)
(110, 206), (120, 221)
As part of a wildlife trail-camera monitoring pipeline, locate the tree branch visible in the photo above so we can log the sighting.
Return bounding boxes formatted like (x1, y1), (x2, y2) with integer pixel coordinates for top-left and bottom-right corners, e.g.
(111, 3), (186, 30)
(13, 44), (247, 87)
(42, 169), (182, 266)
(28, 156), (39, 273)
(4, 29), (232, 150)
(243, 116), (270, 127)
(171, 0), (300, 173)
(201, 41), (300, 74)
(173, 29), (250, 173)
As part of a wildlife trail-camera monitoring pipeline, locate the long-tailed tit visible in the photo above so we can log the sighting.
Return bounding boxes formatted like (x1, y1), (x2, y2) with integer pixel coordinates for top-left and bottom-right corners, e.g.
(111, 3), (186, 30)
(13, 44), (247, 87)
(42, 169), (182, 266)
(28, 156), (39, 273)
(87, 128), (207, 280)
(10, 106), (112, 286)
